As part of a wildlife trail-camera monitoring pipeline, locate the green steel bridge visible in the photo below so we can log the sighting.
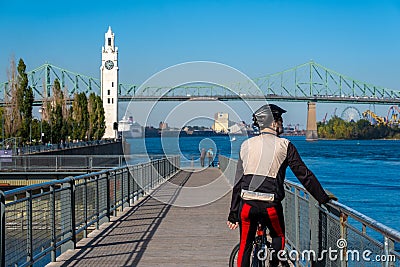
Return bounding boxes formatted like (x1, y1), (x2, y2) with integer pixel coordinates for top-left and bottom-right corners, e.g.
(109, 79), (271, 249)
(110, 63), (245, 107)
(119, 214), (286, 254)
(1, 61), (400, 105)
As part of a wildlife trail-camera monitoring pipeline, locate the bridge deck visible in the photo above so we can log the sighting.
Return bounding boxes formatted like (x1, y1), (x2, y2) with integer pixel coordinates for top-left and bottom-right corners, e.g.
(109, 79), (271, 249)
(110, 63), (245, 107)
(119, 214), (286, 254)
(47, 168), (238, 267)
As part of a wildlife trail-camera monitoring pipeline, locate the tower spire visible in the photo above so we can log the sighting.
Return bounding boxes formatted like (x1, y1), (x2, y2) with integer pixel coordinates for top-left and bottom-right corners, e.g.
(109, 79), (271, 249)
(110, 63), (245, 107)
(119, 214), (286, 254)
(104, 26), (115, 51)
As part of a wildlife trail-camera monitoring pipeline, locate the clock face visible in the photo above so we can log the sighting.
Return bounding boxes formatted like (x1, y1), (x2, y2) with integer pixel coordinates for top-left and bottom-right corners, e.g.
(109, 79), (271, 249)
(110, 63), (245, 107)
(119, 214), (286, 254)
(105, 60), (114, 70)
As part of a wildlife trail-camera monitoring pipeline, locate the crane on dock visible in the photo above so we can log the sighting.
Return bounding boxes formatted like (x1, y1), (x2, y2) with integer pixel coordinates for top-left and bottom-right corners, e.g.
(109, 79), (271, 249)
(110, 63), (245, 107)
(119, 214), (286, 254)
(362, 110), (387, 125)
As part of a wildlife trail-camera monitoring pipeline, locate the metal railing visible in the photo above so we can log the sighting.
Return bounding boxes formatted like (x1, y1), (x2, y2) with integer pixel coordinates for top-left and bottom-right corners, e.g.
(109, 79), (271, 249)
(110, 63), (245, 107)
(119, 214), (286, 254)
(0, 155), (125, 172)
(0, 154), (177, 172)
(0, 156), (180, 267)
(1, 139), (117, 156)
(0, 154), (166, 172)
(219, 155), (400, 267)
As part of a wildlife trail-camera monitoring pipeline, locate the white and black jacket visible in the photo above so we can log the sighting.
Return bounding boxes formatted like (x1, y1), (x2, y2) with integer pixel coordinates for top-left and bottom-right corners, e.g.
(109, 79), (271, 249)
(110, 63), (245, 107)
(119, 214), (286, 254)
(229, 133), (330, 215)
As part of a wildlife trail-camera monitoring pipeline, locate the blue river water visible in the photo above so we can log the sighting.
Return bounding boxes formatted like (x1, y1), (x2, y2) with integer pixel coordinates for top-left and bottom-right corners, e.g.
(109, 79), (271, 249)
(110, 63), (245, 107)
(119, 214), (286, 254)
(127, 136), (400, 232)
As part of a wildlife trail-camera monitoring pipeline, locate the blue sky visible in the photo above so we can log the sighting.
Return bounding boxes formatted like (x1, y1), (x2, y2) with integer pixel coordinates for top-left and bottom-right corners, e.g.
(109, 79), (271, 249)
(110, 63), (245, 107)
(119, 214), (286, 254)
(1, 0), (399, 127)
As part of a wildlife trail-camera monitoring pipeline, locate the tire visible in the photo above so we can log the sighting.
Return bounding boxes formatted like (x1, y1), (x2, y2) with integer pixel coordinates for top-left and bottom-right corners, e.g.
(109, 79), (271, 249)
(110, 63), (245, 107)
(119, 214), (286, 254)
(230, 242), (269, 267)
(229, 243), (240, 267)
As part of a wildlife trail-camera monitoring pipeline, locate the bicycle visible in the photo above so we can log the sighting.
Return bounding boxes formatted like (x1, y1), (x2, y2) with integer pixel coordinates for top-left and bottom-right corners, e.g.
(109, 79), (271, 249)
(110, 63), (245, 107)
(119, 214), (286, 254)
(229, 223), (272, 267)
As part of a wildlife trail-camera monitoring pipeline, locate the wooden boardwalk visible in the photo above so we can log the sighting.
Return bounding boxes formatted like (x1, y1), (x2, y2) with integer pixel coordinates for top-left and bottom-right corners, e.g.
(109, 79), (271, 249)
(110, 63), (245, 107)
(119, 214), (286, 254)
(47, 168), (238, 267)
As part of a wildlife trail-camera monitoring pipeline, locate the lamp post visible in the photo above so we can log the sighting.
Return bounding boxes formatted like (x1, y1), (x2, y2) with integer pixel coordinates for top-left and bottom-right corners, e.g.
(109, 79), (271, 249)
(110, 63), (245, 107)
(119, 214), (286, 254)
(1, 112), (4, 149)
(29, 121), (32, 144)
(38, 107), (43, 144)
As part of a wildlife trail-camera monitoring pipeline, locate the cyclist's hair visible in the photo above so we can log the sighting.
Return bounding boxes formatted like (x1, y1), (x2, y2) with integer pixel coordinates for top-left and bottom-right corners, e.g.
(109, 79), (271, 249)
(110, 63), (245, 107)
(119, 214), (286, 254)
(252, 104), (286, 130)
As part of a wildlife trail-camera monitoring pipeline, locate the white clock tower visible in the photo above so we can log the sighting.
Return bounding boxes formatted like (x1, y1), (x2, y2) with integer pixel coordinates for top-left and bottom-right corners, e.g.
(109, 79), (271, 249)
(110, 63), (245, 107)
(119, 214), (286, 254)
(100, 26), (119, 139)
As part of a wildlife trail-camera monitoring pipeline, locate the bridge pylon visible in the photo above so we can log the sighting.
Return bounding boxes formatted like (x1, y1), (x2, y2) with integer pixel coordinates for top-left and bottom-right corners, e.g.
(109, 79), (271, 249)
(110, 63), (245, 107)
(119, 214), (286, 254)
(306, 101), (318, 141)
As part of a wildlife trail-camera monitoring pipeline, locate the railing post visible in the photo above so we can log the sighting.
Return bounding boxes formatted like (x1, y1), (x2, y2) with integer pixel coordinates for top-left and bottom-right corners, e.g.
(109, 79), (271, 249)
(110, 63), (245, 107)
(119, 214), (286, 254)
(127, 168), (131, 206)
(89, 156), (93, 170)
(106, 172), (111, 222)
(26, 190), (33, 265)
(149, 163), (152, 190)
(70, 180), (77, 248)
(169, 157), (172, 176)
(157, 160), (160, 185)
(120, 170), (125, 209)
(384, 236), (395, 267)
(0, 191), (5, 267)
(50, 185), (57, 262)
(152, 161), (155, 187)
(133, 167), (138, 201)
(340, 212), (348, 267)
(113, 171), (117, 216)
(143, 165), (148, 196)
(294, 188), (300, 265)
(83, 178), (88, 238)
(155, 160), (158, 185)
(61, 179), (78, 254)
(162, 159), (165, 177)
(139, 165), (143, 198)
(24, 156), (27, 172)
(158, 159), (162, 182)
(96, 175), (100, 229)
(166, 158), (169, 176)
(309, 197), (322, 267)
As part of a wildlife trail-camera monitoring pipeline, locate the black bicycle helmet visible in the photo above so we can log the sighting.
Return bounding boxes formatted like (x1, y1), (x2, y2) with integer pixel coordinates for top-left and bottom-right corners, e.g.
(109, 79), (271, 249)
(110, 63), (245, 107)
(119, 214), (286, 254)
(252, 104), (286, 129)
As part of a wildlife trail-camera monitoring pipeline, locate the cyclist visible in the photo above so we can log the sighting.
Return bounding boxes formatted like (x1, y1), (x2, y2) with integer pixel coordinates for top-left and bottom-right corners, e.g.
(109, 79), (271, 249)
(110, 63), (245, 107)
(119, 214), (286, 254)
(227, 104), (337, 267)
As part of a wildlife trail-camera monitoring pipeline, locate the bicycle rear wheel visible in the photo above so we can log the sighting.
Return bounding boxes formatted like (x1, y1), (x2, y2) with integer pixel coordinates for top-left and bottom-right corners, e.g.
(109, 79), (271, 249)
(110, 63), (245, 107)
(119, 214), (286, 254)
(229, 243), (240, 267)
(229, 243), (269, 267)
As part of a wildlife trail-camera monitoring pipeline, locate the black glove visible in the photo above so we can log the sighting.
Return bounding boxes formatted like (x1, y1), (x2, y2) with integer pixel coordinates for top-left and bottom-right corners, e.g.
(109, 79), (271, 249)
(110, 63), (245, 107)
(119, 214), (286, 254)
(228, 211), (239, 224)
(321, 191), (339, 215)
(322, 190), (338, 204)
(327, 192), (338, 202)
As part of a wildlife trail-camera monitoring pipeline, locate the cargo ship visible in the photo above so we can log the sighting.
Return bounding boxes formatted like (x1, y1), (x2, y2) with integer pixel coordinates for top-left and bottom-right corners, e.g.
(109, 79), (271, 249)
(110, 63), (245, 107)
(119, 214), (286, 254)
(118, 116), (144, 138)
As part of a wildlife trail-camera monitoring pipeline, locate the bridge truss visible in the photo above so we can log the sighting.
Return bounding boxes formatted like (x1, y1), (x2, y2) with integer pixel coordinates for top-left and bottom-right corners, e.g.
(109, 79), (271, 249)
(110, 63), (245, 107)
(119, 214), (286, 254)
(0, 61), (399, 105)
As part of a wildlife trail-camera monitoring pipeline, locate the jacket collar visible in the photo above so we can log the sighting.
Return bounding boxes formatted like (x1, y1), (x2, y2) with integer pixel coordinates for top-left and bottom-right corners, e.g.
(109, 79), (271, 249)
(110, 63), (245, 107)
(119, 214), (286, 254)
(260, 128), (278, 136)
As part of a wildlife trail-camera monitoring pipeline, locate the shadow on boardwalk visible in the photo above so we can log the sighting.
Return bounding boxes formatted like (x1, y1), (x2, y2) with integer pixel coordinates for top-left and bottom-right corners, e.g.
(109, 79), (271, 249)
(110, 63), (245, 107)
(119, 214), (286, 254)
(48, 171), (193, 266)
(47, 168), (238, 266)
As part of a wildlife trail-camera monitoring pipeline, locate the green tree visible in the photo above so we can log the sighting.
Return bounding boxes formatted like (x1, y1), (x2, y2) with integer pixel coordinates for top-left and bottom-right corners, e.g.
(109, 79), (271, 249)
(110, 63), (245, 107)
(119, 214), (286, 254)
(4, 58), (23, 139)
(318, 117), (400, 140)
(71, 92), (89, 140)
(51, 105), (64, 143)
(16, 59), (34, 142)
(87, 93), (105, 140)
(87, 93), (98, 140)
(95, 95), (105, 139)
(0, 107), (4, 141)
(30, 118), (41, 144)
(50, 79), (65, 143)
(41, 121), (51, 144)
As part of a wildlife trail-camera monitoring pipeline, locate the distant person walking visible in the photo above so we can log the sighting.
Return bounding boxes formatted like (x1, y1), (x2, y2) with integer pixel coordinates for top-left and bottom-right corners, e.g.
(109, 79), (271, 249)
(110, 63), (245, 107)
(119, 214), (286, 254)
(207, 148), (214, 167)
(200, 148), (206, 167)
